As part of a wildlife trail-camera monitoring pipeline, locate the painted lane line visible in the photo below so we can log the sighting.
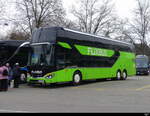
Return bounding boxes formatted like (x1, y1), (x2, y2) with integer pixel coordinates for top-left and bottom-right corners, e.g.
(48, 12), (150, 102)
(135, 84), (150, 91)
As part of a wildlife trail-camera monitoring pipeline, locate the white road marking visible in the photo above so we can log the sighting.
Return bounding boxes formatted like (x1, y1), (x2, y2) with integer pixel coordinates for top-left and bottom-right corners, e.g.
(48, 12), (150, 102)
(0, 109), (30, 113)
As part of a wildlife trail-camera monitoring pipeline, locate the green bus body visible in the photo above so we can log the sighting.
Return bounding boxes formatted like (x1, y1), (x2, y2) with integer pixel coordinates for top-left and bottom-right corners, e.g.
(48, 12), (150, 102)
(27, 27), (136, 85)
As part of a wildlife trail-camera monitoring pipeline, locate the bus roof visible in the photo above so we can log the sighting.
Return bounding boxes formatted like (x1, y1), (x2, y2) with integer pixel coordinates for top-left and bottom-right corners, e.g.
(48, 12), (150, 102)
(63, 28), (132, 46)
(31, 27), (134, 51)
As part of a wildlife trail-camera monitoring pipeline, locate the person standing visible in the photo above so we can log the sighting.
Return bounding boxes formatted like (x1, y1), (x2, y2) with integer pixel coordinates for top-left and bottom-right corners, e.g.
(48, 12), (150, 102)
(12, 63), (21, 88)
(0, 66), (9, 92)
(5, 63), (12, 87)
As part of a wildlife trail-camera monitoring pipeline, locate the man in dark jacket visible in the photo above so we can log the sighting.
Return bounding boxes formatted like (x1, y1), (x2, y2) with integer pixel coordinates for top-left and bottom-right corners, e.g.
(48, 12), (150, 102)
(0, 66), (9, 91)
(12, 63), (21, 88)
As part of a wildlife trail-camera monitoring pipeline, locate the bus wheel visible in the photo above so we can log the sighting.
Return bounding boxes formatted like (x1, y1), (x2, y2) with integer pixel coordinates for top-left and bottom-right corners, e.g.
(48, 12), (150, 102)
(116, 71), (121, 80)
(40, 81), (47, 88)
(20, 73), (27, 83)
(40, 83), (47, 88)
(122, 71), (127, 80)
(73, 72), (82, 86)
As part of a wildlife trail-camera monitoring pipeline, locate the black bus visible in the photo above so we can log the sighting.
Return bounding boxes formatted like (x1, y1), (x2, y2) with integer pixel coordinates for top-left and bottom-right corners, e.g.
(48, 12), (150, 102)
(136, 55), (150, 75)
(0, 40), (30, 82)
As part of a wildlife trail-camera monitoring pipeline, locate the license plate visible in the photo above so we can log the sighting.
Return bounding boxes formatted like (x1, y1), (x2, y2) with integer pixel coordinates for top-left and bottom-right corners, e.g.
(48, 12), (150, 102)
(38, 80), (44, 83)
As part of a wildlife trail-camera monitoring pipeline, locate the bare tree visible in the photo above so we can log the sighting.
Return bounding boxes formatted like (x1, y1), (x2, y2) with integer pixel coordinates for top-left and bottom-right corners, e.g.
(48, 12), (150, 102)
(0, 0), (8, 40)
(72, 0), (115, 35)
(0, 0), (4, 14)
(0, 0), (7, 19)
(16, 0), (66, 35)
(8, 30), (29, 40)
(130, 0), (150, 54)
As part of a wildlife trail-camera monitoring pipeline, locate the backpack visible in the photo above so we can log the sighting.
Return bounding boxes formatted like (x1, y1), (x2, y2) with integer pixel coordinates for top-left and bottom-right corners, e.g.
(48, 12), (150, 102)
(2, 69), (8, 76)
(12, 67), (20, 77)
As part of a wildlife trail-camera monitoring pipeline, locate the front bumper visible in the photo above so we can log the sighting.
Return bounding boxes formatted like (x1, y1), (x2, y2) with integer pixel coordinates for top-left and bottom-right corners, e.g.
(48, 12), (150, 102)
(27, 77), (46, 84)
(136, 70), (149, 75)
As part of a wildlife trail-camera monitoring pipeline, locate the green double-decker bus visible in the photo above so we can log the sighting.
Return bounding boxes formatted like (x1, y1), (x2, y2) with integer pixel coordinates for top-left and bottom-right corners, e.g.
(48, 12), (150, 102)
(27, 27), (136, 86)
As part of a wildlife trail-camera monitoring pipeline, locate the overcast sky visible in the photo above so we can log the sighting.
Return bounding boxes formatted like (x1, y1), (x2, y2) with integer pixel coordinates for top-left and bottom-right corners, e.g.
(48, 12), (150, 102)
(0, 0), (137, 38)
(3, 0), (137, 21)
(63, 0), (136, 19)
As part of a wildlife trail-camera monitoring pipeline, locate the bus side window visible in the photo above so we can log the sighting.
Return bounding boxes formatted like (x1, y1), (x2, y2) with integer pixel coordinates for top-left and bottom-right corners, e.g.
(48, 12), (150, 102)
(56, 48), (65, 69)
(55, 45), (72, 69)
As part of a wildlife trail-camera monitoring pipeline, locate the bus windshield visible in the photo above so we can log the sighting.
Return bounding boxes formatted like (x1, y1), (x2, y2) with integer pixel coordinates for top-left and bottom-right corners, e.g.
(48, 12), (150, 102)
(136, 58), (148, 68)
(0, 49), (9, 65)
(30, 44), (53, 66)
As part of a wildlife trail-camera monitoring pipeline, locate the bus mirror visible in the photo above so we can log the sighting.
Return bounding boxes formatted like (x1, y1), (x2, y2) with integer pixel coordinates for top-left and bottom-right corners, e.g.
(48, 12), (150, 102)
(19, 42), (30, 48)
(57, 61), (65, 65)
(148, 64), (150, 68)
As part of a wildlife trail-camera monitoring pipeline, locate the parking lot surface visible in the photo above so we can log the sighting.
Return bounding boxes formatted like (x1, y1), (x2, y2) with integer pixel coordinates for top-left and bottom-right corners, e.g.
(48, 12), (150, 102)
(1, 76), (150, 113)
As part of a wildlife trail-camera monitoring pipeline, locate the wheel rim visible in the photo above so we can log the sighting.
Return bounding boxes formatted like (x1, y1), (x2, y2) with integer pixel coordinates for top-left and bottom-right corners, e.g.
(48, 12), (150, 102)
(123, 72), (127, 80)
(74, 74), (80, 83)
(20, 73), (26, 81)
(117, 72), (121, 80)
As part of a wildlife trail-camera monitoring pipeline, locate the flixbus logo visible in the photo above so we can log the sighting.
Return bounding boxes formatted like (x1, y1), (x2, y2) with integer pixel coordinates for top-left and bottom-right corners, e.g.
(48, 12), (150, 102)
(75, 45), (114, 57)
(87, 47), (107, 56)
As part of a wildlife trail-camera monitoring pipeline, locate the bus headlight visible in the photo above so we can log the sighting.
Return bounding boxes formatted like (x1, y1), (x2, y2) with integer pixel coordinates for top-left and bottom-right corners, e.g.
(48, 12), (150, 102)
(47, 75), (53, 79)
(45, 73), (54, 79)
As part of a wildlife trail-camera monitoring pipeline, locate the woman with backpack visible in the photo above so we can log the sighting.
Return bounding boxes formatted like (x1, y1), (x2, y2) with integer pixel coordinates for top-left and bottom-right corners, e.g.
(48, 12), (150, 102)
(12, 63), (21, 88)
(0, 66), (9, 92)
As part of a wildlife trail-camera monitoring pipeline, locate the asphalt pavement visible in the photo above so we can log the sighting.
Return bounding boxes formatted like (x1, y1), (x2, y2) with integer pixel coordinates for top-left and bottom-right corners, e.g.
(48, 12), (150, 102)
(1, 76), (150, 113)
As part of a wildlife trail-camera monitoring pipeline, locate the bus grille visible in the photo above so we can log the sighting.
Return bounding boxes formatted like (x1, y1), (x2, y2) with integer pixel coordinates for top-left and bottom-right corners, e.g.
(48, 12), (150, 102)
(31, 74), (43, 78)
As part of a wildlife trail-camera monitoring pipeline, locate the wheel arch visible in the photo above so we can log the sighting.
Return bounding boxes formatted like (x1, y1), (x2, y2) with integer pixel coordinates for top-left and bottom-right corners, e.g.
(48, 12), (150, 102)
(73, 70), (82, 79)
